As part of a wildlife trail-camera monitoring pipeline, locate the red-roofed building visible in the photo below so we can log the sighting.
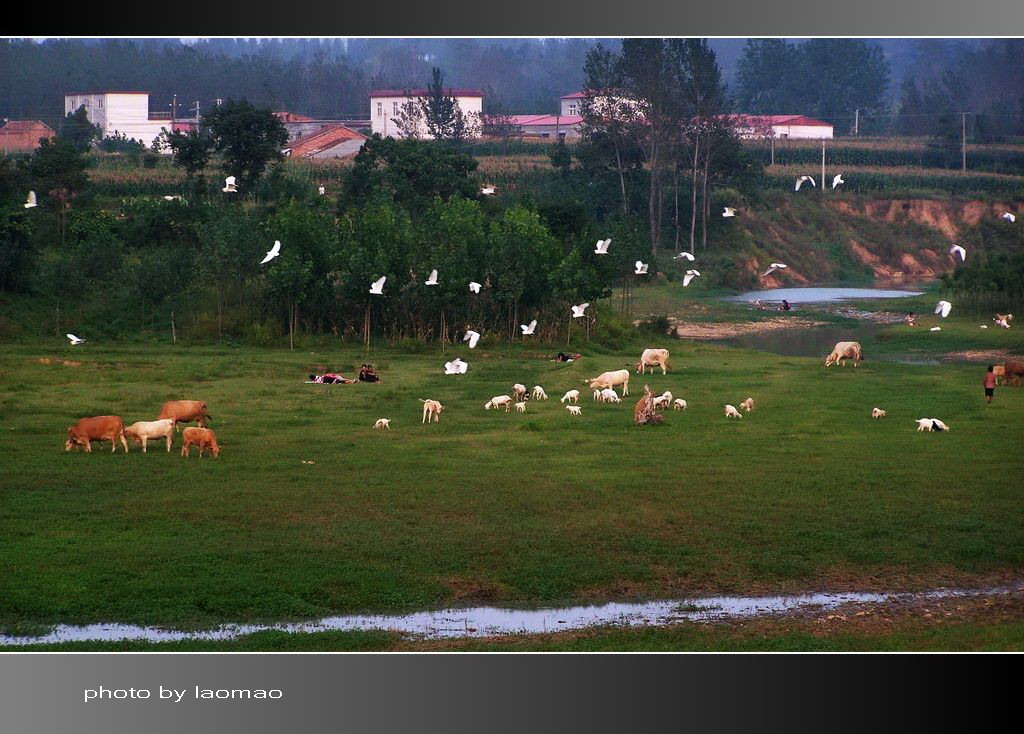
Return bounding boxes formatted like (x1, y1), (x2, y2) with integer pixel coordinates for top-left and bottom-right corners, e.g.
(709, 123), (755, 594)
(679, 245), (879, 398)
(283, 124), (366, 158)
(273, 111), (325, 142)
(485, 114), (583, 140)
(369, 88), (484, 139)
(725, 114), (833, 139)
(0, 120), (55, 154)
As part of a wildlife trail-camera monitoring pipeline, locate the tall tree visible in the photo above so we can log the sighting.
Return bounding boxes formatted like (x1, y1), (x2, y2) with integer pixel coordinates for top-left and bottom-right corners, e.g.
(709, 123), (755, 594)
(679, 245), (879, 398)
(60, 107), (100, 153)
(202, 100), (289, 191)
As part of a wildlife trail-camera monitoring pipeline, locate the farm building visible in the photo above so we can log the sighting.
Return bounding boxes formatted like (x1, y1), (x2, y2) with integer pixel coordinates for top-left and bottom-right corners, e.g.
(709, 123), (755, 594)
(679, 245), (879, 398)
(369, 88), (484, 139)
(560, 92), (585, 117)
(283, 125), (367, 158)
(0, 120), (55, 154)
(487, 114), (583, 140)
(64, 91), (170, 148)
(274, 111), (326, 142)
(731, 115), (834, 139)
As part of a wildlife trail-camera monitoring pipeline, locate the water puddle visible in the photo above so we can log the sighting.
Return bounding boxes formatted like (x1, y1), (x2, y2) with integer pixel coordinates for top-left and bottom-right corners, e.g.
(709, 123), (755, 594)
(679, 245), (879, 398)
(727, 287), (923, 304)
(2, 584), (1018, 646)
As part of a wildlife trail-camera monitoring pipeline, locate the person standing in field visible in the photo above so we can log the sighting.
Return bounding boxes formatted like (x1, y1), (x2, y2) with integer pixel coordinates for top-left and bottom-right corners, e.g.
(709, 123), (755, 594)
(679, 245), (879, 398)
(984, 365), (998, 404)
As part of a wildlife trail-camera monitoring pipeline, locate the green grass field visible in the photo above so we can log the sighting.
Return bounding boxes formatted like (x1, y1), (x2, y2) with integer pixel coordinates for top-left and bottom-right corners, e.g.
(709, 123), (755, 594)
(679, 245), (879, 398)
(2, 304), (1023, 650)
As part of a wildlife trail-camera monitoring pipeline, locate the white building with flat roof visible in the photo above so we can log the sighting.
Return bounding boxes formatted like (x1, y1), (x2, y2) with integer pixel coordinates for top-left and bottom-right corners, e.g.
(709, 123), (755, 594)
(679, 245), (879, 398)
(369, 88), (483, 139)
(64, 91), (170, 148)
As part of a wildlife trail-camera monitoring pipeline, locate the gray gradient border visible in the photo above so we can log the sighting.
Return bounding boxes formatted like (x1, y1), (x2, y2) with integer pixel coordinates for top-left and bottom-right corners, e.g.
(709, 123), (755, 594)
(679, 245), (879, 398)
(2, 0), (1018, 728)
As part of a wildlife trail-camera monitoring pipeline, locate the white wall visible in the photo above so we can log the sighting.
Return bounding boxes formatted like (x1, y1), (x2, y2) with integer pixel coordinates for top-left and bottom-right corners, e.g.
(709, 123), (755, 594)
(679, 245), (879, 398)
(773, 124), (833, 139)
(65, 93), (169, 149)
(371, 95), (483, 139)
(560, 98), (582, 117)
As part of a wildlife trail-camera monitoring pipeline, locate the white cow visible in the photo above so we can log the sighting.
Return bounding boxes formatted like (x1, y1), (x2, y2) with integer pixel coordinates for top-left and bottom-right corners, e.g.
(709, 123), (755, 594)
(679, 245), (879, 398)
(123, 418), (176, 453)
(585, 369), (630, 396)
(636, 348), (670, 375)
(485, 395), (514, 412)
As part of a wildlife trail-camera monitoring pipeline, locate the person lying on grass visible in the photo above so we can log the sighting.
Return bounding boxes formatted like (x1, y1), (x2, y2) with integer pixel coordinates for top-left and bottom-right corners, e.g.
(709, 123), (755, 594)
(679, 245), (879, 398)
(307, 373), (355, 384)
(552, 352), (582, 363)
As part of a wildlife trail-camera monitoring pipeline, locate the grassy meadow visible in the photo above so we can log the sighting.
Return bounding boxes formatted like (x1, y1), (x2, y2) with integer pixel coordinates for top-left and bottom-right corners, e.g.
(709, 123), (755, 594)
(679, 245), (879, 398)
(2, 307), (1023, 646)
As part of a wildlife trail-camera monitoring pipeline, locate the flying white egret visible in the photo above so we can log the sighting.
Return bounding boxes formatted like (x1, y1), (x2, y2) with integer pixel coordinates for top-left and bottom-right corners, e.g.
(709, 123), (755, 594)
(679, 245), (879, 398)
(571, 303), (589, 318)
(762, 262), (788, 277)
(1002, 212), (1016, 223)
(795, 175), (815, 191)
(481, 185), (496, 196)
(318, 186), (325, 196)
(24, 191), (37, 209)
(594, 238), (611, 255)
(260, 240), (281, 265)
(66, 333), (85, 345)
(930, 326), (942, 331)
(949, 244), (967, 262)
(463, 330), (481, 349)
(935, 300), (952, 318)
(683, 269), (701, 287)
(831, 174), (845, 189)
(674, 251), (695, 261)
(222, 176), (238, 193)
(722, 207), (736, 217)
(425, 269), (439, 286)
(520, 319), (537, 336)
(444, 358), (469, 375)
(369, 276), (386, 295)
(469, 281), (482, 294)
(634, 261), (649, 275)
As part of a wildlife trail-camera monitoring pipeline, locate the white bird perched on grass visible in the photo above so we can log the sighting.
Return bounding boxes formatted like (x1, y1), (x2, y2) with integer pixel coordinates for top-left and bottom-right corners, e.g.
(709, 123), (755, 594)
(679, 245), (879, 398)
(1002, 212), (1016, 223)
(722, 207), (736, 217)
(66, 333), (85, 345)
(634, 261), (649, 275)
(930, 326), (942, 331)
(520, 319), (537, 335)
(571, 303), (590, 318)
(795, 175), (815, 191)
(222, 176), (238, 193)
(683, 269), (701, 287)
(831, 174), (845, 189)
(594, 238), (611, 254)
(949, 244), (967, 262)
(369, 276), (386, 295)
(481, 185), (496, 196)
(464, 330), (481, 349)
(980, 325), (988, 329)
(469, 281), (482, 293)
(260, 240), (281, 265)
(162, 195), (183, 202)
(424, 269), (439, 286)
(762, 262), (788, 277)
(443, 358), (469, 375)
(24, 191), (37, 209)
(318, 186), (325, 196)
(935, 300), (952, 318)
(674, 251), (695, 261)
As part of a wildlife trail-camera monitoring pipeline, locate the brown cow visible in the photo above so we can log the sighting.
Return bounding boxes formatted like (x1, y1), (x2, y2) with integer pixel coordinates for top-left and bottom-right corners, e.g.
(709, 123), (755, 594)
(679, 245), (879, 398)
(158, 400), (211, 432)
(65, 416), (128, 453)
(1004, 360), (1024, 387)
(181, 427), (220, 458)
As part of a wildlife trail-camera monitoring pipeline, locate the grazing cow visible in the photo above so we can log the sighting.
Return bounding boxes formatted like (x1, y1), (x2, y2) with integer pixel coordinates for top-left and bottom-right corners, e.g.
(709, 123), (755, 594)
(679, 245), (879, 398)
(740, 397), (755, 413)
(65, 415), (128, 453)
(124, 418), (176, 453)
(1004, 360), (1024, 386)
(374, 418), (391, 430)
(514, 401), (527, 413)
(992, 365), (1006, 386)
(824, 341), (863, 368)
(585, 369), (630, 396)
(181, 427), (220, 457)
(871, 408), (886, 419)
(566, 405), (582, 416)
(512, 383), (528, 401)
(636, 348), (670, 375)
(673, 398), (687, 411)
(532, 385), (548, 401)
(560, 390), (580, 404)
(600, 388), (621, 404)
(419, 399), (445, 423)
(724, 404), (742, 419)
(485, 395), (513, 412)
(158, 400), (211, 432)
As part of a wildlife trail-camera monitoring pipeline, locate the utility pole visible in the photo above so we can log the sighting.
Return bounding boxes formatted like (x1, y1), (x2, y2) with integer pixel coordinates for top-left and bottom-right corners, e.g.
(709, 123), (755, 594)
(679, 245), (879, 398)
(854, 108), (860, 136)
(770, 135), (775, 166)
(172, 94), (177, 124)
(821, 139), (826, 195)
(961, 111), (967, 172)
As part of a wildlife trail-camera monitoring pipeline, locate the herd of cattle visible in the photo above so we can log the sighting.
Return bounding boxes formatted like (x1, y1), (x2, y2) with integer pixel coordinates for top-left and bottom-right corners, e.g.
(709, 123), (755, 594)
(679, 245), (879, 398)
(63, 342), (1023, 451)
(64, 400), (219, 457)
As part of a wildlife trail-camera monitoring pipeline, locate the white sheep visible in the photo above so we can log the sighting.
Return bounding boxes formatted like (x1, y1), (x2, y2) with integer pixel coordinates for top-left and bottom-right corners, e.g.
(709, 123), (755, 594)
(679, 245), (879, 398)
(724, 404), (742, 419)
(532, 385), (548, 401)
(672, 399), (687, 411)
(560, 390), (580, 404)
(566, 405), (582, 416)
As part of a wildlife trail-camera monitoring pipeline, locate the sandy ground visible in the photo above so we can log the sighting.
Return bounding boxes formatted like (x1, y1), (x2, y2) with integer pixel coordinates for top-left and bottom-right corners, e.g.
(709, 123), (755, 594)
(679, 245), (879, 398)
(673, 317), (825, 339)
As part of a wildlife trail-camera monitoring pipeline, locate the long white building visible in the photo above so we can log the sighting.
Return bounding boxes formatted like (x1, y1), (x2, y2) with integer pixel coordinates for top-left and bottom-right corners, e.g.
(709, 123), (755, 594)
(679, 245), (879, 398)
(64, 91), (170, 148)
(369, 88), (483, 139)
